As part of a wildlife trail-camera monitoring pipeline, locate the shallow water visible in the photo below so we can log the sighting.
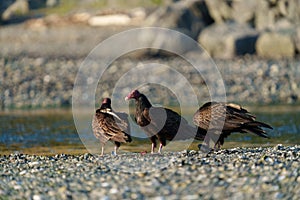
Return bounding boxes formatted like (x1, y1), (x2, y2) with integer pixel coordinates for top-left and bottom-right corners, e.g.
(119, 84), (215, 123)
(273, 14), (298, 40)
(0, 106), (299, 154)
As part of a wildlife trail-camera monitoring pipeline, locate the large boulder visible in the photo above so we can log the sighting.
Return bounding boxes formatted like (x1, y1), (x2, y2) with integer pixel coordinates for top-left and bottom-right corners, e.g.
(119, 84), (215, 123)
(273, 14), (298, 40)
(256, 32), (295, 59)
(205, 0), (257, 24)
(0, 0), (15, 20)
(204, 0), (231, 24)
(1, 0), (59, 22)
(145, 0), (213, 39)
(1, 0), (29, 21)
(204, 0), (300, 30)
(254, 0), (275, 31)
(254, 0), (300, 31)
(198, 23), (258, 59)
(231, 1), (256, 24)
(275, 0), (300, 25)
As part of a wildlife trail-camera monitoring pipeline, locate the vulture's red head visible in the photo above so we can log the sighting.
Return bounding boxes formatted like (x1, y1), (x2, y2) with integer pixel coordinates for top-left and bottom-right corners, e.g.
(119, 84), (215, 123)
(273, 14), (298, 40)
(125, 89), (141, 100)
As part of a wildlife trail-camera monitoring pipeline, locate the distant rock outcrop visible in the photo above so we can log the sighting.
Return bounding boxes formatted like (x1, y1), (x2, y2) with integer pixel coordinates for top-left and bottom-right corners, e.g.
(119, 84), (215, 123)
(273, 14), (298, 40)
(1, 0), (29, 21)
(0, 0), (58, 23)
(198, 23), (258, 59)
(2, 0), (300, 59)
(146, 0), (300, 59)
(145, 0), (213, 39)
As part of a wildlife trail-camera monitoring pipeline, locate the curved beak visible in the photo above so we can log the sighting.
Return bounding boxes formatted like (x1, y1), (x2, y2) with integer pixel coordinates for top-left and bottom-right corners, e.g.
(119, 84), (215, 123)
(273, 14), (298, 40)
(125, 96), (129, 101)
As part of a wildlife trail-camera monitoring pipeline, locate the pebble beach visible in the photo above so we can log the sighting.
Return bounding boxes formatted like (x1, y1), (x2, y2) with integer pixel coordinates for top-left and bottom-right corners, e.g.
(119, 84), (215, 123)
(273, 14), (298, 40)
(0, 144), (299, 199)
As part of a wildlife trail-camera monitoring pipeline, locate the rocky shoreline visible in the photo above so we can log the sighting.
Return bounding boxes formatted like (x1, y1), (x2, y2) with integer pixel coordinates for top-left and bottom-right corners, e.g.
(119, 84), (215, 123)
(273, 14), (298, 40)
(0, 144), (299, 199)
(1, 54), (300, 109)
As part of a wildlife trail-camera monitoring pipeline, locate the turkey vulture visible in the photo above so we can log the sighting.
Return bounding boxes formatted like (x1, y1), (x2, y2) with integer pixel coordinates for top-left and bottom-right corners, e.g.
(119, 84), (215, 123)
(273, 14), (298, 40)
(193, 102), (273, 150)
(92, 98), (132, 156)
(125, 89), (204, 153)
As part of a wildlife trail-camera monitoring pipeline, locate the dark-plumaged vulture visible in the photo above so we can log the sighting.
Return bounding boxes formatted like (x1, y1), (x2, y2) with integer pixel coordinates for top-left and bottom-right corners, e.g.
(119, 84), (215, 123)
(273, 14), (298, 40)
(125, 89), (204, 154)
(193, 102), (273, 150)
(92, 98), (131, 155)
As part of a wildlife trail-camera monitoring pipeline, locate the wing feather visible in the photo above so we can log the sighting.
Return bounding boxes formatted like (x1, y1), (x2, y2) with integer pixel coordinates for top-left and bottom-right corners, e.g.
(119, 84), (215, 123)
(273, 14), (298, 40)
(92, 109), (131, 144)
(193, 102), (273, 141)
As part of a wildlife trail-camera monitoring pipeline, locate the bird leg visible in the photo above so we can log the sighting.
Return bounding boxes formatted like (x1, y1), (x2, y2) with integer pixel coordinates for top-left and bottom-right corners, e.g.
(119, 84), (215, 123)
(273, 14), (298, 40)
(158, 143), (163, 154)
(151, 143), (156, 154)
(150, 136), (157, 154)
(101, 145), (104, 156)
(113, 146), (119, 156)
(214, 141), (221, 151)
(114, 142), (121, 156)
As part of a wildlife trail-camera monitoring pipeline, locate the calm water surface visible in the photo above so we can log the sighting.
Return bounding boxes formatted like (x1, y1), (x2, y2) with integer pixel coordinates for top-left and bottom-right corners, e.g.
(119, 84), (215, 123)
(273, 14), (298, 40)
(0, 106), (299, 154)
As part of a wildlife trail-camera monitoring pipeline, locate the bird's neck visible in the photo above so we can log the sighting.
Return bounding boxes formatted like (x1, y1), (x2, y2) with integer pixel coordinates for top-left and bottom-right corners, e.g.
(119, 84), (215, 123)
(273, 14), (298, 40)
(136, 94), (152, 111)
(99, 104), (113, 112)
(99, 107), (112, 113)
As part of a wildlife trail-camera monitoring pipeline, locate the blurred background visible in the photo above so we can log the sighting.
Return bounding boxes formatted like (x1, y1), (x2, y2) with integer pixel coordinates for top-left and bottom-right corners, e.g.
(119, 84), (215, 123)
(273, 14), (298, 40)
(0, 0), (299, 154)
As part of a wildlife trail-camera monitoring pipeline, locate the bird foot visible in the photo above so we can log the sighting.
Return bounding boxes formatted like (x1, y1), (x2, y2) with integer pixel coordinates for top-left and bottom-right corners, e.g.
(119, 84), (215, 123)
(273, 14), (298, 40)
(198, 144), (213, 153)
(213, 143), (221, 151)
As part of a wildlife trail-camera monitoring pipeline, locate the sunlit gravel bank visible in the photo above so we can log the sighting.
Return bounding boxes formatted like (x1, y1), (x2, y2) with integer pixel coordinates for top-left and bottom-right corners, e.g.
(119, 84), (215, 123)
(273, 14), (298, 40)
(0, 144), (299, 199)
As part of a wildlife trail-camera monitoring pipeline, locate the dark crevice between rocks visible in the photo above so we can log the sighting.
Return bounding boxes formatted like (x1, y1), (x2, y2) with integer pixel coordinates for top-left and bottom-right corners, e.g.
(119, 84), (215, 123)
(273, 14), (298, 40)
(235, 35), (258, 56)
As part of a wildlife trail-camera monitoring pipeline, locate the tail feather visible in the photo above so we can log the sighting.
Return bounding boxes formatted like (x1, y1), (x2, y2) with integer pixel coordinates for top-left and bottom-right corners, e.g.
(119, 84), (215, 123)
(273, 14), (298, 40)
(247, 121), (273, 129)
(242, 121), (271, 138)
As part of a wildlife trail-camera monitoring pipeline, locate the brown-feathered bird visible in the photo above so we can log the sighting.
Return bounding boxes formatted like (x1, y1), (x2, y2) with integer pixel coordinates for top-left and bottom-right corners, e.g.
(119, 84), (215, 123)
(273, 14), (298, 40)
(193, 102), (273, 150)
(92, 98), (132, 156)
(125, 89), (204, 153)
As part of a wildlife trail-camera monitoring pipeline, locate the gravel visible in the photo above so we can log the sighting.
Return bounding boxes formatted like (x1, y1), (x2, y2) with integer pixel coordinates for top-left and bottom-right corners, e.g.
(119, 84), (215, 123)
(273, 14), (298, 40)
(0, 144), (299, 199)
(1, 56), (300, 109)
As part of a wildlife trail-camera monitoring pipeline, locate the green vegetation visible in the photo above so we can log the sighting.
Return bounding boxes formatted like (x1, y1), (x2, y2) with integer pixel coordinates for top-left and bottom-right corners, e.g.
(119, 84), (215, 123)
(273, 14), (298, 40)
(0, 143), (88, 156)
(31, 0), (166, 16)
(31, 0), (78, 16)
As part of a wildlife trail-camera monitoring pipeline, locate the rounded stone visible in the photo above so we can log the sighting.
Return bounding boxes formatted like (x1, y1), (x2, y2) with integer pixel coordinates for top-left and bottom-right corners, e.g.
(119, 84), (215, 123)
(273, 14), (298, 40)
(256, 32), (295, 59)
